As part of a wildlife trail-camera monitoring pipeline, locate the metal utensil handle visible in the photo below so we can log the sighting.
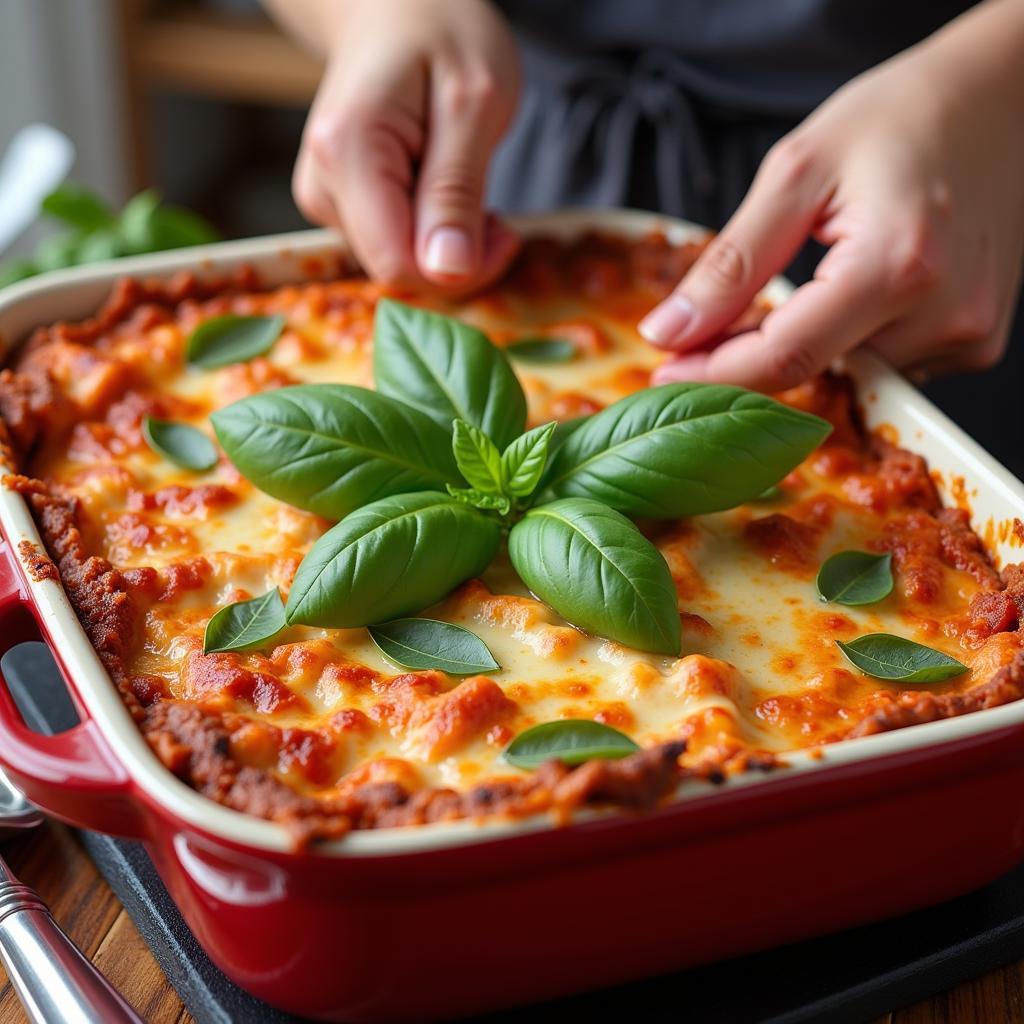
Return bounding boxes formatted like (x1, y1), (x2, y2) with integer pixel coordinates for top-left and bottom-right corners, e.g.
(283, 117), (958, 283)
(0, 861), (143, 1024)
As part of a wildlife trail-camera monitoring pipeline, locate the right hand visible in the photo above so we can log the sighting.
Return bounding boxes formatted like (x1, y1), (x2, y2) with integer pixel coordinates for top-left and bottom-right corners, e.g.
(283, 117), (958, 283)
(292, 0), (522, 291)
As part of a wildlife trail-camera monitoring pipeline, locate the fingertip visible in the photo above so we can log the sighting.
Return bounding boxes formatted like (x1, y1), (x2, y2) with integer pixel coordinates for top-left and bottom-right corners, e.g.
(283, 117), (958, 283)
(420, 225), (477, 281)
(638, 295), (695, 348)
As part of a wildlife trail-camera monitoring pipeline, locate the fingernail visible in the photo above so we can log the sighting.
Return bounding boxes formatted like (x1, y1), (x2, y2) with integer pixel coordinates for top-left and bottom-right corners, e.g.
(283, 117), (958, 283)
(424, 226), (473, 276)
(638, 295), (695, 346)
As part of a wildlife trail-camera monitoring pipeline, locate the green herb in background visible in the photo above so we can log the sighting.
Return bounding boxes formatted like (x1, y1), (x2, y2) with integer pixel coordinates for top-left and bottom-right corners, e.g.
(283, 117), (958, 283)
(0, 183), (219, 288)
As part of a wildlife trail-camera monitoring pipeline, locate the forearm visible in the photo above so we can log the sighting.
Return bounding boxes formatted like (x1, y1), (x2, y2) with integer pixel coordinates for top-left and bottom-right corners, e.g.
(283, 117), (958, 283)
(262, 0), (345, 56)
(918, 0), (1024, 109)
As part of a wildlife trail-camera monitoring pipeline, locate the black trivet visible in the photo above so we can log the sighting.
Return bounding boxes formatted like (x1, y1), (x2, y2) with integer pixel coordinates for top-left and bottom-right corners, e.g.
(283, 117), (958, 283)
(4, 640), (1024, 1024)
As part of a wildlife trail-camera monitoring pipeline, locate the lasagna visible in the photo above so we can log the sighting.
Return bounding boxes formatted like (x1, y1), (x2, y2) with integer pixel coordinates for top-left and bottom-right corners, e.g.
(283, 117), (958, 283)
(2, 231), (1023, 845)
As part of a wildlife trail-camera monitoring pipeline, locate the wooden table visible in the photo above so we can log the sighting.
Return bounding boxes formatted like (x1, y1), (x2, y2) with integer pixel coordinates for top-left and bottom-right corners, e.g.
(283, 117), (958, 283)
(0, 822), (1020, 1024)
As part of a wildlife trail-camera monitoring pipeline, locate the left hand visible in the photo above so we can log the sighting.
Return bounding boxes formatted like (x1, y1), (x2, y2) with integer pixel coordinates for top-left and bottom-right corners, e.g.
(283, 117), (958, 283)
(639, 3), (1024, 391)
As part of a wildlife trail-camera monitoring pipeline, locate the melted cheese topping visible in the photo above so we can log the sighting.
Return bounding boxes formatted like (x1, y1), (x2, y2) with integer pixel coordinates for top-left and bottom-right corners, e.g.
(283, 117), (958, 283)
(23, 238), (1020, 804)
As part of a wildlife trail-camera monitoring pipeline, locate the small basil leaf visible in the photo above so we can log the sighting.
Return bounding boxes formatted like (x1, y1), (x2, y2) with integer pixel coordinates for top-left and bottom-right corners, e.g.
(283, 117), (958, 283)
(817, 551), (894, 606)
(285, 491), (501, 628)
(41, 184), (115, 231)
(452, 419), (504, 494)
(501, 421), (556, 498)
(539, 383), (832, 518)
(446, 484), (511, 515)
(503, 720), (639, 770)
(508, 497), (681, 655)
(203, 589), (286, 654)
(374, 299), (527, 448)
(506, 337), (577, 364)
(755, 485), (783, 502)
(836, 634), (968, 683)
(142, 416), (218, 472)
(368, 618), (499, 674)
(212, 384), (459, 520)
(186, 314), (286, 369)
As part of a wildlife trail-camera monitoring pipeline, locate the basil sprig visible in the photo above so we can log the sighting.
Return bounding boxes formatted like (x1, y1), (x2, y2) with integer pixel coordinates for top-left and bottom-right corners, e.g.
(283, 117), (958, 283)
(503, 720), (639, 769)
(452, 419), (504, 494)
(142, 416), (218, 472)
(211, 299), (831, 656)
(368, 618), (499, 674)
(187, 314), (286, 369)
(204, 590), (287, 654)
(837, 634), (968, 683)
(817, 551), (893, 606)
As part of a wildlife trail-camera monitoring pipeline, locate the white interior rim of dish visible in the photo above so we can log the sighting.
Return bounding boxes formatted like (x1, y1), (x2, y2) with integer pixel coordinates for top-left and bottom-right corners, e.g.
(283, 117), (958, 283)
(1, 209), (1023, 859)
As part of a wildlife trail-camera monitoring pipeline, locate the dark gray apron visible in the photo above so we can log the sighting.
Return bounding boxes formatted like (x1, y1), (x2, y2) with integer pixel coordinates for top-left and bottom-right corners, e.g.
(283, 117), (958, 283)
(487, 0), (1024, 478)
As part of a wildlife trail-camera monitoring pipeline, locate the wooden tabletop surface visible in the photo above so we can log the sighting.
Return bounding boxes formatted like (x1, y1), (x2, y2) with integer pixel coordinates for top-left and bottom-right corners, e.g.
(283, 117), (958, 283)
(0, 822), (1021, 1024)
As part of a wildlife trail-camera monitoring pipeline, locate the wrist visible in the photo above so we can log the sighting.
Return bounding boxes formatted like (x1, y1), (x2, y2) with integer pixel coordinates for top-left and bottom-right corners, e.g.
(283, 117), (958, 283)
(918, 0), (1024, 116)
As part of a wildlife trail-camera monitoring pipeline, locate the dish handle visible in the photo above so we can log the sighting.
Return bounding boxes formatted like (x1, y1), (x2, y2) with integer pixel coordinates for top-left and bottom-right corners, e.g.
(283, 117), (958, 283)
(0, 547), (147, 840)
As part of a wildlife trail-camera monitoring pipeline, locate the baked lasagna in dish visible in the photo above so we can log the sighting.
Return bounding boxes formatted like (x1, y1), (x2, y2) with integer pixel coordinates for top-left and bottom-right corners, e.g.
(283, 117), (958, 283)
(2, 231), (1022, 846)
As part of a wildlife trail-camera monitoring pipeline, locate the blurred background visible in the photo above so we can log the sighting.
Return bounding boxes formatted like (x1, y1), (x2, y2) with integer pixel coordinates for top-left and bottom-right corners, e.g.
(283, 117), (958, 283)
(0, 0), (313, 260)
(0, 0), (1020, 475)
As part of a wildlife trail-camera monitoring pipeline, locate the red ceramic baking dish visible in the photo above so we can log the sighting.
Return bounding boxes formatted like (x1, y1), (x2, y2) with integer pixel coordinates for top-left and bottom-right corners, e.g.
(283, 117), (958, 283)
(2, 211), (1024, 1022)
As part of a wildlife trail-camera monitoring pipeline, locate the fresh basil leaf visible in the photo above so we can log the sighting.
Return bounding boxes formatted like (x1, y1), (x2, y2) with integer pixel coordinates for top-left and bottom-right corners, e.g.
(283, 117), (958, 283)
(142, 416), (218, 472)
(373, 299), (527, 448)
(508, 497), (680, 655)
(817, 551), (894, 606)
(0, 259), (39, 288)
(446, 485), (511, 515)
(213, 384), (460, 520)
(118, 189), (162, 252)
(506, 337), (577, 364)
(149, 205), (220, 249)
(539, 383), (832, 518)
(502, 720), (639, 770)
(203, 589), (287, 654)
(452, 419), (504, 494)
(501, 421), (556, 498)
(549, 416), (589, 452)
(34, 232), (88, 272)
(836, 634), (968, 683)
(76, 229), (127, 264)
(186, 314), (286, 369)
(41, 184), (114, 231)
(285, 491), (500, 627)
(368, 618), (500, 674)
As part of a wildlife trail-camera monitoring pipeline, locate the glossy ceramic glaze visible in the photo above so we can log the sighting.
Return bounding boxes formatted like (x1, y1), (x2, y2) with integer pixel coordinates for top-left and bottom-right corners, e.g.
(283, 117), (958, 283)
(1, 212), (1024, 1021)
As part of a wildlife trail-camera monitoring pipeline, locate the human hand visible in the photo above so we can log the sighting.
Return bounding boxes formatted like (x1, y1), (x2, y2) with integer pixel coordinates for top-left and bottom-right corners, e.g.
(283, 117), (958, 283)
(290, 0), (521, 291)
(640, 4), (1024, 390)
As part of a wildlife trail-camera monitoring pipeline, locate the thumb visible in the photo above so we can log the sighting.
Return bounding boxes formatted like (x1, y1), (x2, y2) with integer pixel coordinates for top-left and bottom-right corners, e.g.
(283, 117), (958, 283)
(415, 74), (503, 284)
(639, 137), (829, 351)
